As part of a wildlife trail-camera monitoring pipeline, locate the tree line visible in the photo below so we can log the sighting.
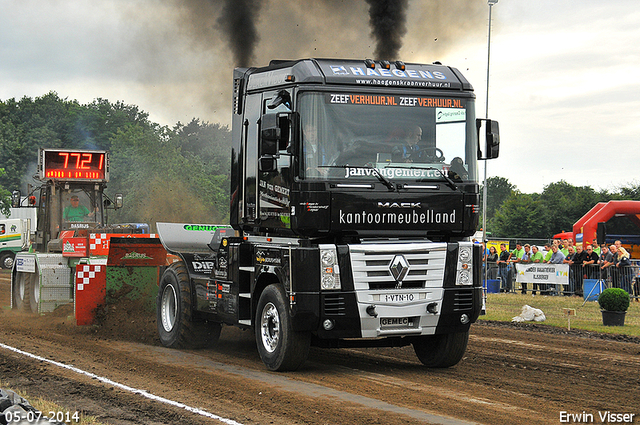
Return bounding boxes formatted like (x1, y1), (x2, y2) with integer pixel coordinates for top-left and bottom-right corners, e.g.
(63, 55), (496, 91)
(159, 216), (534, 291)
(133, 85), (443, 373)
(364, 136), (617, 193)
(482, 176), (640, 239)
(0, 92), (231, 226)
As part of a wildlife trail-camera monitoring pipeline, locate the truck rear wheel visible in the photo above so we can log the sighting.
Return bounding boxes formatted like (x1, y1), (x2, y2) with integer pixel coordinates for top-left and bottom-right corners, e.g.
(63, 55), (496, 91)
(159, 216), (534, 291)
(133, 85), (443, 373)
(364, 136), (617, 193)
(157, 262), (221, 349)
(412, 331), (469, 368)
(255, 284), (310, 371)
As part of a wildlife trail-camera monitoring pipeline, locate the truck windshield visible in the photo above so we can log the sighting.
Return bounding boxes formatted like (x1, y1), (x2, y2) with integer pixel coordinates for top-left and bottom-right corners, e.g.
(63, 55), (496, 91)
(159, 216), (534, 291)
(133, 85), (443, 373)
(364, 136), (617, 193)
(298, 91), (478, 183)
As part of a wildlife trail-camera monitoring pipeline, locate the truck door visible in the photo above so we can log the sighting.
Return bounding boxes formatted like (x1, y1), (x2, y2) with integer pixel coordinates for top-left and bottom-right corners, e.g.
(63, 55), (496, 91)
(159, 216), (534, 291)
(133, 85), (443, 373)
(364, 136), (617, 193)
(242, 94), (262, 224)
(257, 92), (293, 231)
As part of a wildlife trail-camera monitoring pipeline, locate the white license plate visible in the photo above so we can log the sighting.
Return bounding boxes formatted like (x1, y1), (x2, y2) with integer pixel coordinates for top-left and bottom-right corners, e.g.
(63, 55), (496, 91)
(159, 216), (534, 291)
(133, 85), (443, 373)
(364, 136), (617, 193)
(380, 317), (413, 327)
(383, 293), (417, 303)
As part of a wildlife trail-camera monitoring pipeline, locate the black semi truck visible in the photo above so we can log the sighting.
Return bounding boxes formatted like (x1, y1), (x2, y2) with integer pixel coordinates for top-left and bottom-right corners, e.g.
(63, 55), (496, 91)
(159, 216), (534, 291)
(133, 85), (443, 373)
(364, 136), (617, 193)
(156, 58), (500, 371)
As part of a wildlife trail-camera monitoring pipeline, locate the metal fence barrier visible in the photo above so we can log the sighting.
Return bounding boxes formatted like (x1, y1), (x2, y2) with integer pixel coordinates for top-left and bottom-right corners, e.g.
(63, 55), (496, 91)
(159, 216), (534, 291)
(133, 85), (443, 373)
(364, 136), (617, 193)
(485, 262), (640, 299)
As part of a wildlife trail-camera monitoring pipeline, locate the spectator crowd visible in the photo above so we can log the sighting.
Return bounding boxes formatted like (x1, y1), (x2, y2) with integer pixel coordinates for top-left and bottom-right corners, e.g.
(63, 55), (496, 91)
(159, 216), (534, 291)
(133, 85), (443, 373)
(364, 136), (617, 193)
(482, 238), (638, 297)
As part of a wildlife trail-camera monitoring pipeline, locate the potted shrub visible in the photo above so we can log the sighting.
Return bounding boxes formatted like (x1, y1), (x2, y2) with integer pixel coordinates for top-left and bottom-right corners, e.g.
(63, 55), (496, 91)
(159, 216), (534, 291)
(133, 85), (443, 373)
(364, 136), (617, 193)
(598, 288), (630, 326)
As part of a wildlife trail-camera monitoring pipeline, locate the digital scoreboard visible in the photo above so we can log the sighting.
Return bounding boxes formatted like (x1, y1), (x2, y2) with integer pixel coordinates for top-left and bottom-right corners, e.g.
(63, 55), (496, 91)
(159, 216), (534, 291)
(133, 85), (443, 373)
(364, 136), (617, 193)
(39, 149), (109, 182)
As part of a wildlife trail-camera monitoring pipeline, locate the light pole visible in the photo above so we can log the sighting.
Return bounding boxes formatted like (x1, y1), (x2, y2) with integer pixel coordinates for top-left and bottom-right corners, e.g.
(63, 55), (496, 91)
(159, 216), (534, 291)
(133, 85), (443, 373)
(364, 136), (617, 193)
(482, 0), (497, 306)
(485, 0), (498, 119)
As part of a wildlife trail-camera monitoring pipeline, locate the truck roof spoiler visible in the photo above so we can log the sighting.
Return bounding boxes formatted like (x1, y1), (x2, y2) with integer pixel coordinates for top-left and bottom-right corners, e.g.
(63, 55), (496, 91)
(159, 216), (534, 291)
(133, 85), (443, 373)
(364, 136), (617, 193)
(156, 222), (233, 254)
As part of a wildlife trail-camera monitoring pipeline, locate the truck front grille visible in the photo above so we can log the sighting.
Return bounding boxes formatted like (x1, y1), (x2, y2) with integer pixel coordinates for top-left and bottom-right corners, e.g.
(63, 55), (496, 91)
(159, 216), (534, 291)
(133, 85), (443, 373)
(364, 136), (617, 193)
(349, 242), (447, 290)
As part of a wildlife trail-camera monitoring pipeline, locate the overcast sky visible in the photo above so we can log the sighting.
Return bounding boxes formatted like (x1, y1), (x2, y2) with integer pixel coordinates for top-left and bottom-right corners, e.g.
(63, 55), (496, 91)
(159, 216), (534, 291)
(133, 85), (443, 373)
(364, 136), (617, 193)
(1, 0), (638, 194)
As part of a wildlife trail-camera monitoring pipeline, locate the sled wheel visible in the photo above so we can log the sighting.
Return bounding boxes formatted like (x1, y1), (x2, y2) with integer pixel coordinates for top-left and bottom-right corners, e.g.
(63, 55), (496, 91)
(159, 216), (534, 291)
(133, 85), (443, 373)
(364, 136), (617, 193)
(12, 272), (31, 311)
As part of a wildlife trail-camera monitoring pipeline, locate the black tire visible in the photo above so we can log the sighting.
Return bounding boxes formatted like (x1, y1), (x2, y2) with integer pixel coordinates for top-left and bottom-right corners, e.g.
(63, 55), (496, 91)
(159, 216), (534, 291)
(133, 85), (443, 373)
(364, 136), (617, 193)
(412, 331), (469, 368)
(255, 284), (310, 371)
(0, 252), (15, 269)
(157, 262), (222, 349)
(12, 272), (31, 311)
(11, 270), (39, 313)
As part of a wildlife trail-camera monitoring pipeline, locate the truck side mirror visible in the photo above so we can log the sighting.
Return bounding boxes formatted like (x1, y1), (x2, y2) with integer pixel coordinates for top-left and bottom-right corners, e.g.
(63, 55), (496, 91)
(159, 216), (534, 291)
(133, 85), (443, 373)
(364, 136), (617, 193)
(115, 193), (123, 209)
(476, 119), (500, 160)
(259, 113), (292, 172)
(260, 112), (291, 155)
(260, 113), (280, 156)
(259, 156), (276, 172)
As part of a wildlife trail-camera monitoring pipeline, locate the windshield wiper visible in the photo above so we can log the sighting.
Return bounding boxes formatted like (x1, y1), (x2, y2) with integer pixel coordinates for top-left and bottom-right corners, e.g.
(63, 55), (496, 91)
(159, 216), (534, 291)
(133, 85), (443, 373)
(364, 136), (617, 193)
(422, 167), (460, 191)
(366, 165), (396, 191)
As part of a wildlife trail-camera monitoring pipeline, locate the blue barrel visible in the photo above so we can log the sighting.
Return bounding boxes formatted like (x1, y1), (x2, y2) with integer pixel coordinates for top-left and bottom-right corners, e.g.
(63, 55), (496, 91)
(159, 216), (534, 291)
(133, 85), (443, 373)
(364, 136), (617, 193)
(484, 279), (500, 294)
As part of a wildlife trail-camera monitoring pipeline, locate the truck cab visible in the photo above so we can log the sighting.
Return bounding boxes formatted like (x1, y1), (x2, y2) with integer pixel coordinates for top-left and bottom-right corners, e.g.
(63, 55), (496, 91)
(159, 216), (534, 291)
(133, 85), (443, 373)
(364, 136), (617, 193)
(230, 59), (498, 241)
(156, 59), (500, 371)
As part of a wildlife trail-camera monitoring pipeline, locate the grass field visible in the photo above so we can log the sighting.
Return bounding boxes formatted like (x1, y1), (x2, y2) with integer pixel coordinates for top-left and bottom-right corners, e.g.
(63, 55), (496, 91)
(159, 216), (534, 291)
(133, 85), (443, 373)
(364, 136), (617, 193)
(481, 292), (640, 337)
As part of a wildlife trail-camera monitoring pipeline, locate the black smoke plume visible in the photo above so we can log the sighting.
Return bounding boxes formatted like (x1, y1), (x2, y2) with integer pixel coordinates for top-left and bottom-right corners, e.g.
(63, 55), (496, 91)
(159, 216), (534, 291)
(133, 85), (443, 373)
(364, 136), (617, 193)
(122, 0), (486, 127)
(173, 0), (262, 68)
(216, 0), (263, 67)
(365, 0), (409, 60)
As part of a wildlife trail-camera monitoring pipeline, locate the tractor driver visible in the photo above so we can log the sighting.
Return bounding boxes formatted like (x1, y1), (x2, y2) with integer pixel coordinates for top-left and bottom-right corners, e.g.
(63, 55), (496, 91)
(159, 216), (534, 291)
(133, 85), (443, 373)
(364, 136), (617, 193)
(63, 195), (95, 222)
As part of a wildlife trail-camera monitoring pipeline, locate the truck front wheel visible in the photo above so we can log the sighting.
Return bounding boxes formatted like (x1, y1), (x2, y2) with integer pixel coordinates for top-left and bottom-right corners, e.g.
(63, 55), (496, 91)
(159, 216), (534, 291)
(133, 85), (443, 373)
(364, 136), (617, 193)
(412, 331), (469, 368)
(157, 262), (221, 349)
(0, 252), (15, 270)
(255, 284), (310, 371)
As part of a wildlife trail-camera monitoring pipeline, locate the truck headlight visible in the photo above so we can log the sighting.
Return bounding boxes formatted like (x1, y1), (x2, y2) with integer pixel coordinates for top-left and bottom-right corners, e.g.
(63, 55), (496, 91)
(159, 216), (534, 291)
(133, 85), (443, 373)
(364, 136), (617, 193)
(457, 269), (472, 285)
(319, 246), (341, 290)
(459, 246), (472, 263)
(456, 243), (473, 286)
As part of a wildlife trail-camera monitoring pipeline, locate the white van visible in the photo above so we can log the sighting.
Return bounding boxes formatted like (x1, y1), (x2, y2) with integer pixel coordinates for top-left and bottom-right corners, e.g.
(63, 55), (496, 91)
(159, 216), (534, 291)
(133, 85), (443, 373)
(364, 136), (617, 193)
(0, 219), (31, 269)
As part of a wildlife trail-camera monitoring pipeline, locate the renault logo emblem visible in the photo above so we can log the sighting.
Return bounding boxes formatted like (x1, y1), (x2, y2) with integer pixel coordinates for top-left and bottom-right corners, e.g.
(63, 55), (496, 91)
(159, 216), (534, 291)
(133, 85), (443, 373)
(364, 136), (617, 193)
(389, 255), (409, 284)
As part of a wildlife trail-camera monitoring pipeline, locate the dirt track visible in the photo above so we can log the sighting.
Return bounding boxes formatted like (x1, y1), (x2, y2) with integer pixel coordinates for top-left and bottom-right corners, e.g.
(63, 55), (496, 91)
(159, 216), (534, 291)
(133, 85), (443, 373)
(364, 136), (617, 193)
(1, 271), (639, 425)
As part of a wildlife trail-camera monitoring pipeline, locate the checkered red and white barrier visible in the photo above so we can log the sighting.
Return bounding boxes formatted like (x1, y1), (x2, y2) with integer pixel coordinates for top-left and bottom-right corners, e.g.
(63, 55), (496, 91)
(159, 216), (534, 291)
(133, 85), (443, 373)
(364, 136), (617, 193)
(75, 264), (106, 325)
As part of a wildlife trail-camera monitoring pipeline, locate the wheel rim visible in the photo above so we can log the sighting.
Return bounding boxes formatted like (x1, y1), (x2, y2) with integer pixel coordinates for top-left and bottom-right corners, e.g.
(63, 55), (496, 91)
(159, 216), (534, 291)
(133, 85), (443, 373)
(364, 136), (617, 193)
(160, 284), (178, 332)
(3, 256), (13, 269)
(260, 302), (280, 353)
